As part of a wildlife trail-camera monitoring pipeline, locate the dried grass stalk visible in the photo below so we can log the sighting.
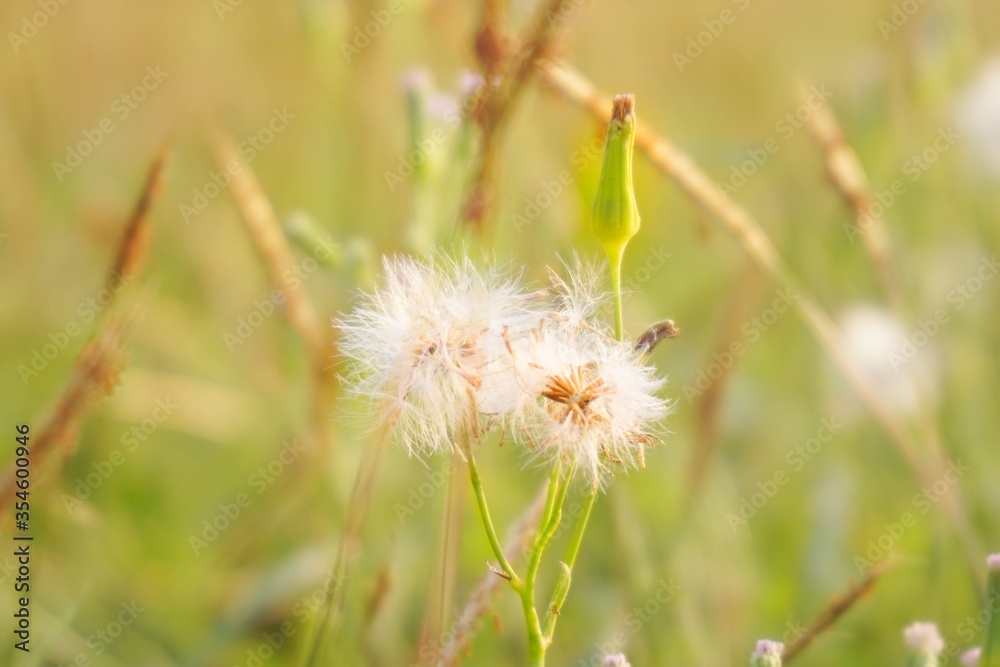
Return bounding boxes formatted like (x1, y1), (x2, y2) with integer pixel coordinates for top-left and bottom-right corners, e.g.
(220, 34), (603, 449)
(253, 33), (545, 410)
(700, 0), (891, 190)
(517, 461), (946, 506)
(798, 87), (900, 310)
(783, 561), (892, 663)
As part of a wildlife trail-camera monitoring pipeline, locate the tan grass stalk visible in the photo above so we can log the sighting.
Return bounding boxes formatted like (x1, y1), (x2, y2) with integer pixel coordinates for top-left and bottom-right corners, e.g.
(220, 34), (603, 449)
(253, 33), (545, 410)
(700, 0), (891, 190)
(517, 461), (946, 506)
(0, 148), (167, 513)
(304, 429), (391, 665)
(782, 561), (893, 663)
(799, 87), (985, 581)
(212, 133), (331, 455)
(109, 145), (169, 282)
(687, 261), (767, 505)
(798, 87), (900, 311)
(463, 0), (585, 229)
(0, 318), (133, 514)
(415, 456), (469, 666)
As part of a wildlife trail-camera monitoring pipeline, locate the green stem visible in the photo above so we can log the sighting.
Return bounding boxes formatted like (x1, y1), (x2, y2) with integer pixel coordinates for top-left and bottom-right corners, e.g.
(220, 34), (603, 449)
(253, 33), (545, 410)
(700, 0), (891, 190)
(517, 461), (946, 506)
(542, 483), (598, 641)
(521, 591), (546, 666)
(468, 452), (574, 667)
(527, 465), (569, 591)
(983, 565), (1000, 667)
(520, 464), (570, 666)
(467, 450), (522, 589)
(609, 243), (626, 342)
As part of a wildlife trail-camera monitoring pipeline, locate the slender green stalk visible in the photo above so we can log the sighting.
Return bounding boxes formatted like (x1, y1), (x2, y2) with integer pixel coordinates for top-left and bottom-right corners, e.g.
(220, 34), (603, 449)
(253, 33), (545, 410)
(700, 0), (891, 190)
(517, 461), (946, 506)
(521, 591), (546, 667)
(527, 465), (569, 589)
(609, 244), (626, 342)
(467, 450), (523, 589)
(467, 452), (571, 666)
(982, 558), (1000, 667)
(520, 464), (570, 666)
(542, 483), (598, 641)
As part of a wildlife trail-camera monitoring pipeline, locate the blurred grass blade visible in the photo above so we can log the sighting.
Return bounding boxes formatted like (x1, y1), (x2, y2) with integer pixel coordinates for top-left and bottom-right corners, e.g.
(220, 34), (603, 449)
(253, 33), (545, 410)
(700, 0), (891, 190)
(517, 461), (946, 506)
(799, 86), (900, 311)
(414, 455), (467, 665)
(783, 560), (892, 663)
(0, 146), (165, 512)
(982, 556), (1000, 667)
(212, 132), (332, 456)
(303, 427), (390, 666)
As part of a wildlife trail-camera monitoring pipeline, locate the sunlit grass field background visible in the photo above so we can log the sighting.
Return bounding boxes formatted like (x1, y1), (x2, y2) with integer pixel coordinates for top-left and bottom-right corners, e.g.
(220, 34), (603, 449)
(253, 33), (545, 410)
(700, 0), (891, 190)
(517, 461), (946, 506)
(2, 0), (999, 665)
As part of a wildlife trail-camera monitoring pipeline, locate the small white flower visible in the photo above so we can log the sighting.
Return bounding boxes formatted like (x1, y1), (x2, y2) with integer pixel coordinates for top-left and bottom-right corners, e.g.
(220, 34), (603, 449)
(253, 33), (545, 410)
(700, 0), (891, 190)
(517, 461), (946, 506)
(336, 254), (543, 456)
(602, 653), (632, 667)
(955, 56), (1000, 179)
(904, 621), (945, 656)
(750, 639), (784, 667)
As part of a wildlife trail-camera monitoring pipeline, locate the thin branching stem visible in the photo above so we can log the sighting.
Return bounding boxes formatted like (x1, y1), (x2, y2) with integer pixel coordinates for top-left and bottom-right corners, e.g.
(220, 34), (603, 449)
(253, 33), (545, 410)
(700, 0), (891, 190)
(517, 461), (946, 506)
(542, 482), (598, 642)
(468, 449), (523, 589)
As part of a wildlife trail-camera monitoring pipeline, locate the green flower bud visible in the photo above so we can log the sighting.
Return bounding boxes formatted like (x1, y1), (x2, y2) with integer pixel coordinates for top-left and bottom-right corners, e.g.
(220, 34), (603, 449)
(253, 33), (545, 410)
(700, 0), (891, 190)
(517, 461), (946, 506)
(591, 94), (640, 258)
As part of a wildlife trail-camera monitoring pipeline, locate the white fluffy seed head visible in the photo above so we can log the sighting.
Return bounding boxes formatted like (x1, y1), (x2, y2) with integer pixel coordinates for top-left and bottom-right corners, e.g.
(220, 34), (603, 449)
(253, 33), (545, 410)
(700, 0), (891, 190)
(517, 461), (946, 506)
(335, 253), (544, 456)
(507, 262), (671, 485)
(547, 257), (609, 331)
(336, 253), (672, 476)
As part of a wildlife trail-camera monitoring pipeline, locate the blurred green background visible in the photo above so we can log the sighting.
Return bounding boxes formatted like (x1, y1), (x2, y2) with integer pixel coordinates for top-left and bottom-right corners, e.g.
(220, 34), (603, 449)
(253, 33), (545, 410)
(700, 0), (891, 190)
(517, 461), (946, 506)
(2, 0), (999, 665)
